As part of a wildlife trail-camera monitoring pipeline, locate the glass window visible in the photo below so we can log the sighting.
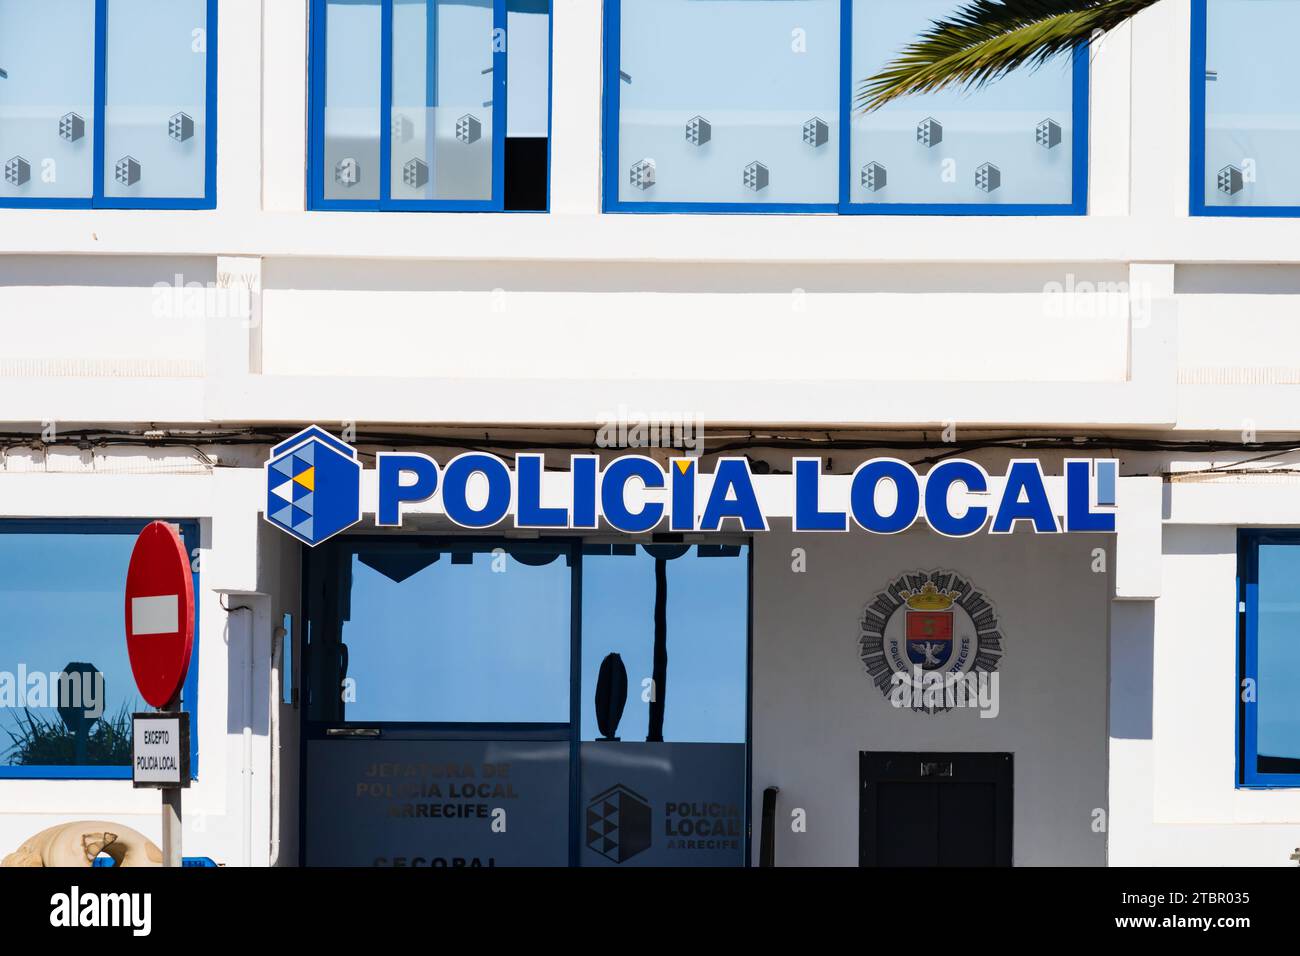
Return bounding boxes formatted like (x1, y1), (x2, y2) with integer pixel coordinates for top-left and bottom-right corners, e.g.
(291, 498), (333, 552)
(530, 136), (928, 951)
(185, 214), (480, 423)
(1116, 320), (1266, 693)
(308, 541), (572, 724)
(603, 0), (1087, 214)
(1241, 533), (1300, 786)
(321, 0), (383, 202)
(0, 0), (96, 203)
(504, 0), (550, 210)
(579, 544), (749, 868)
(0, 0), (214, 208)
(391, 0), (495, 202)
(581, 545), (748, 743)
(102, 0), (211, 201)
(311, 0), (551, 211)
(0, 521), (200, 778)
(609, 0), (841, 210)
(302, 537), (751, 867)
(848, 0), (1081, 212)
(1197, 0), (1300, 212)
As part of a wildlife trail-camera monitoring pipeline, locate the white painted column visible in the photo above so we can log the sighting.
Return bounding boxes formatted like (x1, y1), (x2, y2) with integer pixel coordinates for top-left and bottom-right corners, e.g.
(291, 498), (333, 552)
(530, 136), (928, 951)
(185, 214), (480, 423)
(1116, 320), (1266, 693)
(548, 0), (604, 214)
(263, 0), (310, 212)
(218, 0), (267, 214)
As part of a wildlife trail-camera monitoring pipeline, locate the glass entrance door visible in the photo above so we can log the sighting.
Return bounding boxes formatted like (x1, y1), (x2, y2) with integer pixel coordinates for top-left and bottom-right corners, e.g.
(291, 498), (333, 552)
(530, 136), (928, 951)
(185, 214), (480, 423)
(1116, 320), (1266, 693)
(301, 536), (752, 867)
(302, 539), (575, 867)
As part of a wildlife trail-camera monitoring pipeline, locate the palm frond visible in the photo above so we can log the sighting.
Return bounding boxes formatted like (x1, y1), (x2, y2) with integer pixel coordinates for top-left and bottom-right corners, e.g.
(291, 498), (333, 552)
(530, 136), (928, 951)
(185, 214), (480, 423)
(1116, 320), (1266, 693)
(858, 0), (1162, 112)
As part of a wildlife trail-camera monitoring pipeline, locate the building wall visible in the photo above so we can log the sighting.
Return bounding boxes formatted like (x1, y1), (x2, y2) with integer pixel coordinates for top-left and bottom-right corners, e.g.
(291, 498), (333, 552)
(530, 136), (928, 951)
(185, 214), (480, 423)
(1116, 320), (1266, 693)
(1108, 523), (1300, 866)
(751, 524), (1112, 866)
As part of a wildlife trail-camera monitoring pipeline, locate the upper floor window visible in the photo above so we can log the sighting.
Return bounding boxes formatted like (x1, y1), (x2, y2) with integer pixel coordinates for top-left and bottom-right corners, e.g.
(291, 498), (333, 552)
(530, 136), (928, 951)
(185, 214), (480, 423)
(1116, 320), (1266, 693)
(308, 0), (551, 212)
(1239, 531), (1300, 787)
(0, 520), (201, 780)
(848, 0), (1085, 214)
(1193, 0), (1300, 215)
(0, 0), (216, 209)
(602, 0), (1087, 215)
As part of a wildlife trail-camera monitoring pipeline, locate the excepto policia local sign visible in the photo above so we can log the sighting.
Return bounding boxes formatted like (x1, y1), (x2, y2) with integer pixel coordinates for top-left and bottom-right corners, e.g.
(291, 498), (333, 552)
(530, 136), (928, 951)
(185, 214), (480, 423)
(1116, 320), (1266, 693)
(263, 426), (1119, 548)
(131, 712), (190, 788)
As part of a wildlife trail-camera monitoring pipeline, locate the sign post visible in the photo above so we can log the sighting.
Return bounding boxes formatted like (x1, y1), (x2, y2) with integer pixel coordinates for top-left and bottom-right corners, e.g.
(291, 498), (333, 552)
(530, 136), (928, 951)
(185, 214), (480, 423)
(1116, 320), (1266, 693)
(124, 522), (195, 868)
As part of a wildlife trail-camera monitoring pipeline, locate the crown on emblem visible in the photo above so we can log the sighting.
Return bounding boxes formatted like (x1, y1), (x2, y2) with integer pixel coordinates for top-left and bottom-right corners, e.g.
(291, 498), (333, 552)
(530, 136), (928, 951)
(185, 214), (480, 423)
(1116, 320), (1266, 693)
(903, 581), (956, 611)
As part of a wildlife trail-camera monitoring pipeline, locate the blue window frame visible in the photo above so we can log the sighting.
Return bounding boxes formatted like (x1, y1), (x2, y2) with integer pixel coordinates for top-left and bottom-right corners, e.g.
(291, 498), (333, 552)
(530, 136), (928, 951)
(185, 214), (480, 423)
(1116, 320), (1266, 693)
(1191, 0), (1300, 216)
(602, 0), (1088, 215)
(0, 0), (217, 210)
(309, 0), (524, 212)
(1238, 531), (1300, 788)
(0, 519), (201, 780)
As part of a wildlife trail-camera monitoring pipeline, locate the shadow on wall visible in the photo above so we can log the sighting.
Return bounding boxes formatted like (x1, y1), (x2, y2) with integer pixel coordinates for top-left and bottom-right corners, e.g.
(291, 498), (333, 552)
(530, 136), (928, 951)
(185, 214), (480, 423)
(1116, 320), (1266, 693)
(1110, 600), (1154, 741)
(261, 259), (1132, 296)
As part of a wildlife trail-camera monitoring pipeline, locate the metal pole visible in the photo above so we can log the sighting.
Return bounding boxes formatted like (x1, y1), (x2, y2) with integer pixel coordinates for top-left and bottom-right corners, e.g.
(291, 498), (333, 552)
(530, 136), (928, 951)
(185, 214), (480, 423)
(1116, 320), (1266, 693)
(162, 787), (183, 867)
(161, 701), (182, 867)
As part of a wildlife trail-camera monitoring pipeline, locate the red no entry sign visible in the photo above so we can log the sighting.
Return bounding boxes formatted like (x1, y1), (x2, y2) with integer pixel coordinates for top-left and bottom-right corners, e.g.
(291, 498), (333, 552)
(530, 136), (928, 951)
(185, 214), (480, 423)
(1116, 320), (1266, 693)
(124, 522), (195, 709)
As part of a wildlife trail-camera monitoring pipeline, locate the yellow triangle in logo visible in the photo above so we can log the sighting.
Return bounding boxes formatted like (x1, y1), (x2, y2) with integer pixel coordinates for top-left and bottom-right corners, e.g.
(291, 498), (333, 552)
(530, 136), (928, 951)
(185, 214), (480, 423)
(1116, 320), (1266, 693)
(293, 467), (315, 491)
(675, 459), (692, 475)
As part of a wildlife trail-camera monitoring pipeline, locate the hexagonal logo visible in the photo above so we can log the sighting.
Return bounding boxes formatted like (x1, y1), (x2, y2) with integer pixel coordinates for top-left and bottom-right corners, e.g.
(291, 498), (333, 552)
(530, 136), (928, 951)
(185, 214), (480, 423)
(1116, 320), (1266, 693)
(586, 784), (652, 863)
(264, 426), (361, 547)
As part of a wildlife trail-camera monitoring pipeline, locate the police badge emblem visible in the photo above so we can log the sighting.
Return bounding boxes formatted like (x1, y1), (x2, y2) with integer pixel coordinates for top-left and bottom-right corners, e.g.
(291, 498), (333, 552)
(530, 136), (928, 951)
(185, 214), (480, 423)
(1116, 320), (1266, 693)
(858, 570), (1004, 714)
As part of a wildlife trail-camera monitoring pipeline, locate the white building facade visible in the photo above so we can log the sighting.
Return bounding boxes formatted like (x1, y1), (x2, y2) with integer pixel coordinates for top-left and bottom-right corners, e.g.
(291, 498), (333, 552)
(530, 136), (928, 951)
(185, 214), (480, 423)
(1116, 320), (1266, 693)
(0, 0), (1298, 867)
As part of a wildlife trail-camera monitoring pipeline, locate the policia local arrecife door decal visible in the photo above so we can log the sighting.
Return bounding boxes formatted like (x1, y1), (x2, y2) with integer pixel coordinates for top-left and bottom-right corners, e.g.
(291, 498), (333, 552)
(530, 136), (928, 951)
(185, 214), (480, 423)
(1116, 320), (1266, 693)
(859, 570), (1004, 715)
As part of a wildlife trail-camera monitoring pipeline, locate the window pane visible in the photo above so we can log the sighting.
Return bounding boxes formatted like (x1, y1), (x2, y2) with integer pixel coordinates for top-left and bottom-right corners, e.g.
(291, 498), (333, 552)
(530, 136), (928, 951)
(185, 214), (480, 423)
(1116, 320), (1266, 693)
(0, 529), (192, 770)
(581, 545), (748, 743)
(326, 544), (571, 724)
(1204, 0), (1300, 208)
(323, 0), (382, 201)
(579, 545), (748, 867)
(390, 0), (495, 202)
(506, 0), (549, 138)
(102, 0), (209, 200)
(616, 0), (840, 206)
(0, 0), (95, 201)
(851, 0), (1075, 207)
(1256, 544), (1300, 768)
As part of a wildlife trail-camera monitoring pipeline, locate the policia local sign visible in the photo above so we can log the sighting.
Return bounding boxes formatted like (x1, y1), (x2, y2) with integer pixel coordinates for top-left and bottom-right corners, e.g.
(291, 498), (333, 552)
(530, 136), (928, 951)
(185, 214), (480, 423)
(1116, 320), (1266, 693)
(263, 427), (1119, 547)
(131, 712), (190, 788)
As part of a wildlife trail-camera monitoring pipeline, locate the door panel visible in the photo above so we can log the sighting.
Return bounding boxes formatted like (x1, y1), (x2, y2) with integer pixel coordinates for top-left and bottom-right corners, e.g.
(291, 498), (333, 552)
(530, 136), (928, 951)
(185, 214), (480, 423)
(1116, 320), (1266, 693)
(304, 735), (569, 867)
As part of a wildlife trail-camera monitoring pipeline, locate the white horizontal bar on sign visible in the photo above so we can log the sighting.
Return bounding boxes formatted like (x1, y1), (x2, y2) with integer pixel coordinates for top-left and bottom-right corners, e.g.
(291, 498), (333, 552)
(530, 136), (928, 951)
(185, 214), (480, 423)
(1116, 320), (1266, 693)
(131, 595), (179, 636)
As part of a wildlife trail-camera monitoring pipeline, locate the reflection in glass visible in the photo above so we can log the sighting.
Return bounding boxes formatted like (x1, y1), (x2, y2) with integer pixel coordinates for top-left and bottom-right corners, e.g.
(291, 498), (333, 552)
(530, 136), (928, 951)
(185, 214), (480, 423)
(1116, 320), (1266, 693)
(391, 0), (495, 202)
(850, 0), (1075, 207)
(579, 544), (749, 868)
(0, 0), (96, 201)
(0, 527), (195, 769)
(322, 543), (571, 724)
(323, 0), (382, 201)
(102, 0), (209, 200)
(1204, 0), (1300, 207)
(616, 0), (840, 206)
(1256, 543), (1300, 771)
(581, 545), (748, 743)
